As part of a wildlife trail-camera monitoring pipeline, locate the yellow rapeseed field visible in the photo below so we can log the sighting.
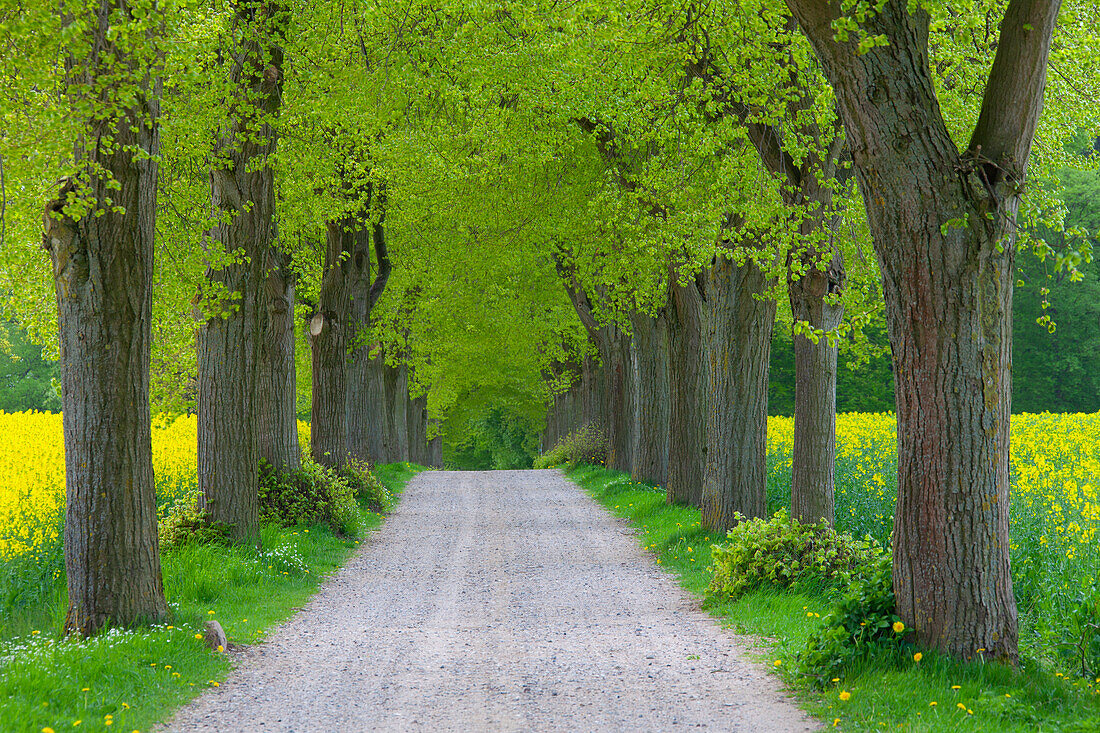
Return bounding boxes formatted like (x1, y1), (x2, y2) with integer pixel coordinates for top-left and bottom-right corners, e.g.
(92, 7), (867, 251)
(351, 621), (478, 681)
(0, 412), (310, 560)
(2, 409), (1096, 584)
(767, 412), (1100, 618)
(770, 412), (1100, 557)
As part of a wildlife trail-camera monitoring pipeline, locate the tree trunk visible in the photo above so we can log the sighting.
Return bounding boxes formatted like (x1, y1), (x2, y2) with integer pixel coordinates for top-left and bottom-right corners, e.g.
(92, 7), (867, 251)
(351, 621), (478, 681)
(44, 4), (167, 635)
(382, 363), (408, 463)
(407, 392), (428, 464)
(667, 275), (707, 507)
(311, 220), (366, 469)
(257, 247), (299, 471)
(630, 311), (670, 486)
(789, 249), (845, 525)
(784, 0), (1061, 658)
(353, 349), (388, 464)
(428, 426), (444, 469)
(197, 5), (285, 545)
(580, 352), (607, 432)
(701, 254), (776, 533)
(345, 340), (375, 463)
(346, 208), (390, 466)
(603, 327), (634, 473)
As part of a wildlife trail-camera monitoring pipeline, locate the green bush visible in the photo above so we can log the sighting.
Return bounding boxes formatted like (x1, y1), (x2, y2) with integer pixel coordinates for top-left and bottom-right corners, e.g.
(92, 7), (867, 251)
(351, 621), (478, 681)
(339, 457), (394, 513)
(258, 457), (362, 536)
(706, 508), (882, 601)
(797, 552), (912, 686)
(534, 423), (608, 469)
(158, 494), (232, 550)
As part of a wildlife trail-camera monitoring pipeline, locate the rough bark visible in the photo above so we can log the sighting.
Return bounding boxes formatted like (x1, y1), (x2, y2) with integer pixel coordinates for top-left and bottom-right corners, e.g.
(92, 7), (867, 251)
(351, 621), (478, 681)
(667, 274), (707, 507)
(701, 253), (776, 533)
(605, 326), (634, 473)
(407, 392), (428, 464)
(789, 247), (845, 525)
(257, 246), (299, 471)
(428, 422), (444, 469)
(346, 202), (391, 466)
(630, 311), (670, 486)
(354, 349), (388, 464)
(784, 0), (1061, 658)
(44, 3), (167, 635)
(310, 219), (364, 469)
(197, 3), (285, 545)
(580, 353), (607, 431)
(382, 363), (409, 463)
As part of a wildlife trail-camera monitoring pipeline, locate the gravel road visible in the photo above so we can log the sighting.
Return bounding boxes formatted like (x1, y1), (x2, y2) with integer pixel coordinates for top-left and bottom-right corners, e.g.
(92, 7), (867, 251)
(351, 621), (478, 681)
(161, 469), (819, 732)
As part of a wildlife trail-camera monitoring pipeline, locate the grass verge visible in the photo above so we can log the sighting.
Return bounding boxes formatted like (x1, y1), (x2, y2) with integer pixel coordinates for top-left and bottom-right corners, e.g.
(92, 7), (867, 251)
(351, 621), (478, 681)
(566, 464), (1100, 733)
(0, 462), (423, 733)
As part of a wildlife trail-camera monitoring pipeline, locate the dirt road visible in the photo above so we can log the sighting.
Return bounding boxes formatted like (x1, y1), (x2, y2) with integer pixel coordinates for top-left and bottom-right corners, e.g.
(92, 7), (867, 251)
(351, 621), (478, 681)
(162, 469), (818, 732)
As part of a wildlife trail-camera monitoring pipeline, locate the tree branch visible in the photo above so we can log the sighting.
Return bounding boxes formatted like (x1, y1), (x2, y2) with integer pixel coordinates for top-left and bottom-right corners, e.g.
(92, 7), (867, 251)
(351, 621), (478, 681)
(967, 0), (1063, 179)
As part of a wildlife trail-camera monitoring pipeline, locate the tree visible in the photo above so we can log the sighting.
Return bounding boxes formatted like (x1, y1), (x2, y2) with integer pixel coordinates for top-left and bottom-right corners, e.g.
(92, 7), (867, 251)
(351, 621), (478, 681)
(783, 0), (1065, 659)
(257, 245), (299, 470)
(309, 215), (360, 469)
(197, 1), (287, 545)
(310, 169), (390, 469)
(701, 226), (777, 532)
(345, 191), (390, 466)
(666, 274), (707, 506)
(43, 0), (169, 635)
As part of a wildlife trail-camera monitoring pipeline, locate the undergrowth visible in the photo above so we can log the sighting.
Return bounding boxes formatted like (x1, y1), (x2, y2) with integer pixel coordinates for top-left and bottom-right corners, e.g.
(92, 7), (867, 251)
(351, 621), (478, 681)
(0, 462), (421, 733)
(533, 424), (608, 469)
(567, 464), (1100, 733)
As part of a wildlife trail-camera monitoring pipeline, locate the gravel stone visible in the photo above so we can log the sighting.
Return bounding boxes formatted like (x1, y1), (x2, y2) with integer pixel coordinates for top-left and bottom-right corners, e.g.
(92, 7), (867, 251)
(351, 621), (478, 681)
(160, 469), (820, 732)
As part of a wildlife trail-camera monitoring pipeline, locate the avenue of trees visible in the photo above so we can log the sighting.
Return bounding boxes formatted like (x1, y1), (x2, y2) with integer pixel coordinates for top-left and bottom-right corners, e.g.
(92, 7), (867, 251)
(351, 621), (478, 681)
(1, 0), (1098, 661)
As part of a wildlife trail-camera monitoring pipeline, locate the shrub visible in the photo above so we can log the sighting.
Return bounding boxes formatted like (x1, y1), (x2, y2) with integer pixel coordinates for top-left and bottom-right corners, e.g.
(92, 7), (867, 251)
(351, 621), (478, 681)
(706, 508), (882, 601)
(339, 457), (394, 513)
(258, 457), (362, 536)
(534, 423), (608, 469)
(797, 552), (912, 686)
(158, 494), (232, 550)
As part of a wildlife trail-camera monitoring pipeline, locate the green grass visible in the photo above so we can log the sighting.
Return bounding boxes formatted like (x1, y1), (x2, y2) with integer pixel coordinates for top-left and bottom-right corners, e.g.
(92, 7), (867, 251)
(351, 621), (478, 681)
(0, 462), (420, 733)
(372, 461), (428, 495)
(566, 464), (1100, 733)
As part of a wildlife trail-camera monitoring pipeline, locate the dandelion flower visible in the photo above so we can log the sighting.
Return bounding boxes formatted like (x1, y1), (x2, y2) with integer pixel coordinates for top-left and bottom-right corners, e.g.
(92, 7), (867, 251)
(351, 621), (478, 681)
(839, 690), (851, 701)
(892, 621), (905, 633)
(929, 702), (937, 707)
(42, 728), (55, 733)
(194, 634), (203, 640)
(913, 652), (922, 662)
(774, 659), (782, 667)
(951, 685), (961, 690)
(957, 703), (966, 711)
